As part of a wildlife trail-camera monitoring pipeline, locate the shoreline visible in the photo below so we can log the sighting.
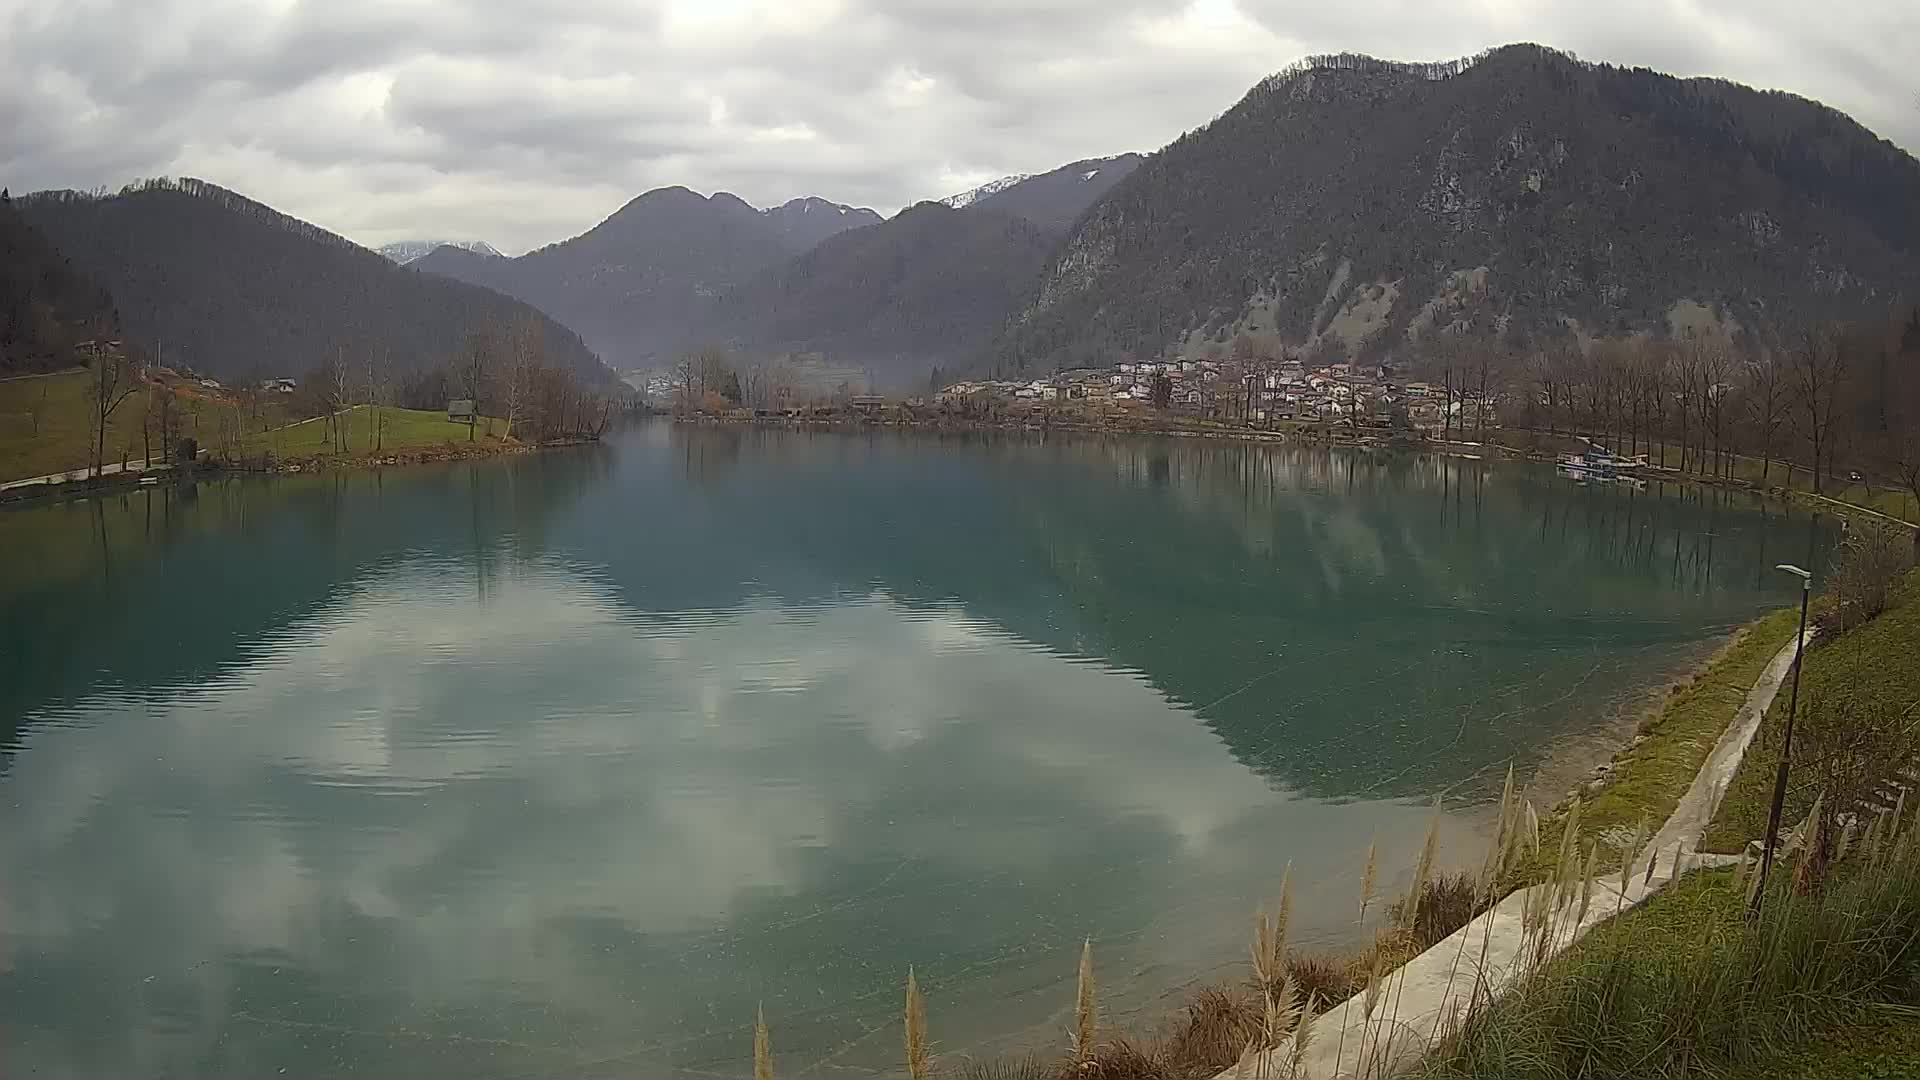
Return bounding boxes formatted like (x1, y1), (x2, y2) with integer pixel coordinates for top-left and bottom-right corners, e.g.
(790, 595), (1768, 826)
(0, 435), (597, 508)
(674, 412), (1914, 528)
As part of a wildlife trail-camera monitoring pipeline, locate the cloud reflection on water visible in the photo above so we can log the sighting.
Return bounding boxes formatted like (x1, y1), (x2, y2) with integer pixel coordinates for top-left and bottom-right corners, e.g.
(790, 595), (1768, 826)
(1, 559), (1457, 1077)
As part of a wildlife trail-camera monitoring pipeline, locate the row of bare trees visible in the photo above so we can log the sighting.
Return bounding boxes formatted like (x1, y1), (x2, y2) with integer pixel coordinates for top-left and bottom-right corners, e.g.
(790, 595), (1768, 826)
(672, 348), (814, 413)
(300, 316), (615, 453)
(454, 317), (615, 442)
(1490, 309), (1920, 510)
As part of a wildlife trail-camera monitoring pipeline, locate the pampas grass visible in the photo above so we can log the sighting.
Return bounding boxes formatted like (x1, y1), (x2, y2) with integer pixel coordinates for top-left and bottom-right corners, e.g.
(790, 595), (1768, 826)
(753, 1004), (773, 1080)
(1251, 864), (1295, 995)
(905, 967), (931, 1080)
(1420, 788), (1920, 1079)
(1401, 796), (1443, 933)
(1616, 814), (1649, 912)
(1073, 939), (1096, 1063)
(1359, 835), (1380, 926)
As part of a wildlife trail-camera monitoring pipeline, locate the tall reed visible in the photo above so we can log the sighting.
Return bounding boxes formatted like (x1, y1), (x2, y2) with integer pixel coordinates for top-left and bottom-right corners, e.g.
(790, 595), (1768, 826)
(754, 1003), (773, 1080)
(1419, 788), (1920, 1078)
(1073, 939), (1096, 1064)
(905, 967), (931, 1080)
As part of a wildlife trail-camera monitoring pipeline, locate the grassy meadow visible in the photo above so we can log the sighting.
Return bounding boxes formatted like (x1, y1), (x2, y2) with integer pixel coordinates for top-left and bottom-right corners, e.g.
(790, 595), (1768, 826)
(238, 404), (506, 460)
(1705, 562), (1920, 854)
(0, 369), (154, 482)
(0, 369), (513, 484)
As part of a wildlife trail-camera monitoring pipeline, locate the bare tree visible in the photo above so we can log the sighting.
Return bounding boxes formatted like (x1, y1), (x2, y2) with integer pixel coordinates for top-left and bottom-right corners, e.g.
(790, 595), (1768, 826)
(1639, 342), (1671, 468)
(364, 345), (389, 453)
(1471, 345), (1496, 438)
(322, 346), (352, 453)
(1790, 326), (1851, 494)
(27, 381), (48, 438)
(460, 326), (495, 440)
(86, 342), (139, 479)
(1743, 347), (1789, 487)
(1673, 338), (1703, 473)
(674, 352), (697, 412)
(501, 319), (533, 440)
(697, 347), (732, 407)
(1697, 339), (1732, 479)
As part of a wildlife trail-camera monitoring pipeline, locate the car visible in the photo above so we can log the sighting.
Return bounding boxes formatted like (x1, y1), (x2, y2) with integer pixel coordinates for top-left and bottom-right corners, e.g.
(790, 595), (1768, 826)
(1848, 470), (1865, 484)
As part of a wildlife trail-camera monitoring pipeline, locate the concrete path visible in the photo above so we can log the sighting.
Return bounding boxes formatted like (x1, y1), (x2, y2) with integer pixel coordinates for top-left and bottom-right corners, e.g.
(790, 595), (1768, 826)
(1642, 628), (1812, 871)
(1803, 491), (1919, 531)
(1224, 626), (1813, 1079)
(0, 457), (169, 492)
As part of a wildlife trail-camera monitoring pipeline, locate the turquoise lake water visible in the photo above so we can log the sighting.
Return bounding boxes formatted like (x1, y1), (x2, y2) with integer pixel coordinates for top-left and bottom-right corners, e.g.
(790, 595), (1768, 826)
(0, 424), (1833, 1077)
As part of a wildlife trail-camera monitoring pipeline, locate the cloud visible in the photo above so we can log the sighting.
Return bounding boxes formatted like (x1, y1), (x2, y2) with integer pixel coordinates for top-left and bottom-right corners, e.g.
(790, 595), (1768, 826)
(2, 0), (1913, 253)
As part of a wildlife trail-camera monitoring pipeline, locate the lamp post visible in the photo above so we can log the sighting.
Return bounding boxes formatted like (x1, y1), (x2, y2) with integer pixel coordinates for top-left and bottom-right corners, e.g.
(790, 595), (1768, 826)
(1751, 562), (1813, 915)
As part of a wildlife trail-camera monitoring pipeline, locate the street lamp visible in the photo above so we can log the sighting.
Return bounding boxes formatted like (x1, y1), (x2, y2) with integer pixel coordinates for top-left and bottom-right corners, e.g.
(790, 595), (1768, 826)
(1751, 562), (1813, 915)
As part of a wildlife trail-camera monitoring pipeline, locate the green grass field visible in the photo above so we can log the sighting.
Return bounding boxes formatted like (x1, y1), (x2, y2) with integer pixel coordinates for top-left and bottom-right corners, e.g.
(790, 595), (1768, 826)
(239, 405), (505, 460)
(1, 370), (511, 483)
(0, 369), (154, 482)
(1692, 445), (1917, 522)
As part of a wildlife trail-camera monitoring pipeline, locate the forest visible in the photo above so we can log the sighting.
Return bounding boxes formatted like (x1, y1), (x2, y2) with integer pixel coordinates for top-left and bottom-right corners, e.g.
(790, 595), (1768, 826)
(0, 191), (119, 376)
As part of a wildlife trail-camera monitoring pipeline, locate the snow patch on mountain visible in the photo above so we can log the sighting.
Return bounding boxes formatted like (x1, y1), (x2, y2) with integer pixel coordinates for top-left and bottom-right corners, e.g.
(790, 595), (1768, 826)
(942, 173), (1032, 210)
(1082, 169), (1101, 181)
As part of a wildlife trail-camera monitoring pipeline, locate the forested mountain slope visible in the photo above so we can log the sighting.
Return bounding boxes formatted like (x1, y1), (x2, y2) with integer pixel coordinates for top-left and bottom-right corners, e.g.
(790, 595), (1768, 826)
(715, 203), (1056, 380)
(1001, 44), (1920, 370)
(0, 192), (119, 375)
(17, 180), (608, 382)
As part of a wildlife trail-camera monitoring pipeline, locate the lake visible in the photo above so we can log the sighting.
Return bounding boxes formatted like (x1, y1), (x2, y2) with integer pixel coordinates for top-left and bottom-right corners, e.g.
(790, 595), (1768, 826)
(0, 425), (1832, 1078)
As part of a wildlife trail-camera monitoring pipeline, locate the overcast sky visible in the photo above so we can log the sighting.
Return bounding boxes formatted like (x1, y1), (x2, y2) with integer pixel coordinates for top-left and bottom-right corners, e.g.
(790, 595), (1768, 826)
(4, 0), (1916, 254)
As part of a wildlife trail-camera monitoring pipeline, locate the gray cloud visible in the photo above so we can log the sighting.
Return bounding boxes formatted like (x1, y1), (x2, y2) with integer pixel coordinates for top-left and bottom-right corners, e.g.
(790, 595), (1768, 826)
(1, 0), (1915, 253)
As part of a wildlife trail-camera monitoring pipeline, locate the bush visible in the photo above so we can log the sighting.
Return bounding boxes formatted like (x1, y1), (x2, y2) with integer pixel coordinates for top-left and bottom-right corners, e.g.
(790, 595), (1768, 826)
(1392, 872), (1482, 951)
(1816, 523), (1914, 636)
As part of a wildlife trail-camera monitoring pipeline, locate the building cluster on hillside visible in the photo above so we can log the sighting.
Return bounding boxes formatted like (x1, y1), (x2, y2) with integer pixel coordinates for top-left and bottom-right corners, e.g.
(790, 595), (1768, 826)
(937, 354), (1490, 430)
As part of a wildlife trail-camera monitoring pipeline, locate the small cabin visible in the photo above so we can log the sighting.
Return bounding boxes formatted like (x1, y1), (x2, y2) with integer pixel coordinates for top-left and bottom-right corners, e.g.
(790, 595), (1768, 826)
(447, 399), (476, 424)
(850, 394), (887, 415)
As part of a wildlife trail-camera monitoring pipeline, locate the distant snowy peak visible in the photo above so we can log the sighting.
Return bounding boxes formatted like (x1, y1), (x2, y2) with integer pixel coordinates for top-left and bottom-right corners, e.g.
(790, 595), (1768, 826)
(933, 153), (1143, 231)
(379, 239), (504, 264)
(941, 173), (1032, 210)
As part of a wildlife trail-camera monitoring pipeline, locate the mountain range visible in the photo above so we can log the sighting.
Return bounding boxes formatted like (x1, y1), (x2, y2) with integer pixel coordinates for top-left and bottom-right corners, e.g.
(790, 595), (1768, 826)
(411, 48), (1920, 386)
(412, 159), (1141, 378)
(412, 190), (885, 368)
(15, 44), (1919, 393)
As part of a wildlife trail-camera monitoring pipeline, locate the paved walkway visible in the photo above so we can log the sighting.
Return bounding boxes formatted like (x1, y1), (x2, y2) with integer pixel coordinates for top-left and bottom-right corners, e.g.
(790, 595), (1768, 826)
(1644, 629), (1813, 870)
(1226, 630), (1812, 1079)
(1803, 491), (1919, 531)
(0, 457), (169, 493)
